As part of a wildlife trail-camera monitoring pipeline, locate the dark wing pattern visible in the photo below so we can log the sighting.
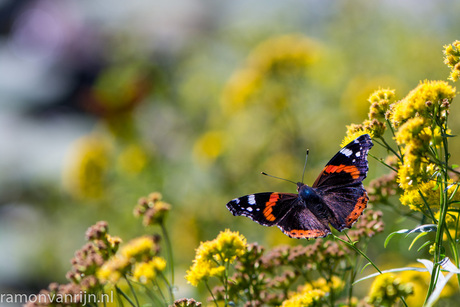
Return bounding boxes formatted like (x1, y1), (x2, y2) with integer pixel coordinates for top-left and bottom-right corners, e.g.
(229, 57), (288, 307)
(277, 205), (332, 239)
(226, 192), (333, 239)
(226, 192), (298, 226)
(312, 134), (373, 230)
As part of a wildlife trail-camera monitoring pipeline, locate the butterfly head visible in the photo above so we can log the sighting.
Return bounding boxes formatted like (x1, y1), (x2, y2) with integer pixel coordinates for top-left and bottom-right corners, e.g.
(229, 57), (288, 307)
(296, 182), (305, 192)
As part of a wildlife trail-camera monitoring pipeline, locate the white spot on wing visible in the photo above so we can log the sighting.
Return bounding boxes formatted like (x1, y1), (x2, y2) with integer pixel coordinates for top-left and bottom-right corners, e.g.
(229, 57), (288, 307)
(340, 147), (353, 157)
(355, 152), (361, 157)
(246, 207), (253, 212)
(248, 194), (256, 205)
(233, 198), (240, 204)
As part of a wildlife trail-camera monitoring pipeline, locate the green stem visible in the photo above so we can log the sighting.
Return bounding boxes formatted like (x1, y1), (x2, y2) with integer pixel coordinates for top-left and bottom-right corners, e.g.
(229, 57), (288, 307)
(160, 221), (175, 295)
(334, 234), (381, 274)
(205, 280), (219, 307)
(124, 276), (140, 307)
(115, 286), (136, 307)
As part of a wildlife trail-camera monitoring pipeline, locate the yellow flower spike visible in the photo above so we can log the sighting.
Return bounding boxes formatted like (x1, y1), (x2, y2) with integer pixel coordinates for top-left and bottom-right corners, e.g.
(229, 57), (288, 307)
(367, 273), (414, 306)
(368, 88), (396, 120)
(443, 40), (460, 81)
(310, 276), (344, 294)
(97, 255), (130, 284)
(213, 229), (248, 262)
(119, 236), (157, 263)
(390, 80), (456, 127)
(399, 180), (439, 211)
(63, 134), (112, 200)
(394, 117), (426, 146)
(132, 257), (166, 284)
(185, 230), (247, 287)
(193, 130), (226, 166)
(281, 289), (326, 307)
(117, 144), (149, 175)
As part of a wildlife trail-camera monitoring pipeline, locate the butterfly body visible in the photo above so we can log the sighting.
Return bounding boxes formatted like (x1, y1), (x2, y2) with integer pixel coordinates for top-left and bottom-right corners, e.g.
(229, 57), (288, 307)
(226, 134), (373, 239)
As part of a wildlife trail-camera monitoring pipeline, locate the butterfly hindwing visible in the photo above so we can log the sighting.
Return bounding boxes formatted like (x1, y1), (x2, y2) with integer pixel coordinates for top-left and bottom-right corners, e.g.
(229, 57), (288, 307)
(277, 204), (332, 239)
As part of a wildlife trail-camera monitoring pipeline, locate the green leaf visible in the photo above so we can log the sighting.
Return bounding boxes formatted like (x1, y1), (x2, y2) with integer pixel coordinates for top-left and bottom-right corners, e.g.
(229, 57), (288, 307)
(384, 225), (437, 248)
(360, 262), (373, 274)
(408, 232), (428, 250)
(384, 229), (409, 248)
(417, 240), (433, 252)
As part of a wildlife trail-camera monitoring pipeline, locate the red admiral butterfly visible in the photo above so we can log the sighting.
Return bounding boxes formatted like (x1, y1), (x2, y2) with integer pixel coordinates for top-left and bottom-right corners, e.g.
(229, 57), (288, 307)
(226, 134), (373, 239)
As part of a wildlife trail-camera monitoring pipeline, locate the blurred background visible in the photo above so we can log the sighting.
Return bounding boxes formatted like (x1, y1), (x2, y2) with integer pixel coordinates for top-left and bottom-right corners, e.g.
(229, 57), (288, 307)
(0, 0), (459, 303)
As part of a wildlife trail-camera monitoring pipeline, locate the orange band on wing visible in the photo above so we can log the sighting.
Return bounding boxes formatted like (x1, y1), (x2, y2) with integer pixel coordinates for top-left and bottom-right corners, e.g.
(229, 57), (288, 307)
(324, 164), (361, 179)
(345, 195), (368, 226)
(287, 229), (328, 239)
(263, 193), (280, 222)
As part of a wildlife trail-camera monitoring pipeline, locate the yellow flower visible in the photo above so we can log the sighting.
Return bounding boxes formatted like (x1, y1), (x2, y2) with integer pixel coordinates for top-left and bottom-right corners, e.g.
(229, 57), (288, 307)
(221, 68), (263, 113)
(367, 273), (413, 306)
(119, 236), (157, 263)
(213, 229), (248, 262)
(221, 34), (319, 113)
(132, 257), (166, 284)
(399, 177), (460, 211)
(247, 34), (319, 73)
(309, 276), (344, 294)
(390, 80), (456, 128)
(443, 40), (460, 82)
(63, 134), (112, 200)
(117, 144), (149, 175)
(368, 88), (396, 120)
(434, 210), (460, 240)
(394, 117), (426, 146)
(341, 124), (373, 147)
(193, 130), (226, 165)
(185, 258), (225, 287)
(97, 255), (130, 284)
(281, 289), (325, 307)
(185, 230), (247, 287)
(399, 180), (438, 211)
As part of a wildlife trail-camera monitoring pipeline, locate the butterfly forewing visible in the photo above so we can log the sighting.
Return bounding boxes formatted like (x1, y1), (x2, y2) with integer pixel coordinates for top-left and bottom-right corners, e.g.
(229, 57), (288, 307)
(226, 192), (298, 226)
(312, 134), (373, 190)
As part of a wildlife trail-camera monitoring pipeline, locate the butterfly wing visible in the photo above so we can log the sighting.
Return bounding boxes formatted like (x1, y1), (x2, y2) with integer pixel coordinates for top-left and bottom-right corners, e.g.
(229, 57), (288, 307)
(312, 134), (373, 230)
(276, 205), (332, 239)
(226, 192), (298, 226)
(226, 192), (332, 239)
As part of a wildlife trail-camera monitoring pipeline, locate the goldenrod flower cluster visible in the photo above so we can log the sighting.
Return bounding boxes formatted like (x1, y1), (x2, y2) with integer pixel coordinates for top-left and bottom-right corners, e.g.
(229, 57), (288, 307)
(281, 276), (343, 307)
(367, 273), (414, 306)
(221, 34), (319, 113)
(63, 134), (112, 200)
(341, 88), (396, 147)
(391, 81), (456, 210)
(97, 235), (165, 284)
(281, 289), (325, 307)
(185, 229), (247, 287)
(443, 40), (460, 82)
(344, 80), (457, 212)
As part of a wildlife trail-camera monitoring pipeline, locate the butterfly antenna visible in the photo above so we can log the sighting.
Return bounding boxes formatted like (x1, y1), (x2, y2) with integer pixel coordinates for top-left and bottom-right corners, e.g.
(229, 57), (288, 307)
(301, 149), (309, 183)
(261, 172), (297, 185)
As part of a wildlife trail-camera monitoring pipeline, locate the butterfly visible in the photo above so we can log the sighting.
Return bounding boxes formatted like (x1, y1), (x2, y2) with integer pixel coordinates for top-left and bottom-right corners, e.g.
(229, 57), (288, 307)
(226, 134), (373, 239)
